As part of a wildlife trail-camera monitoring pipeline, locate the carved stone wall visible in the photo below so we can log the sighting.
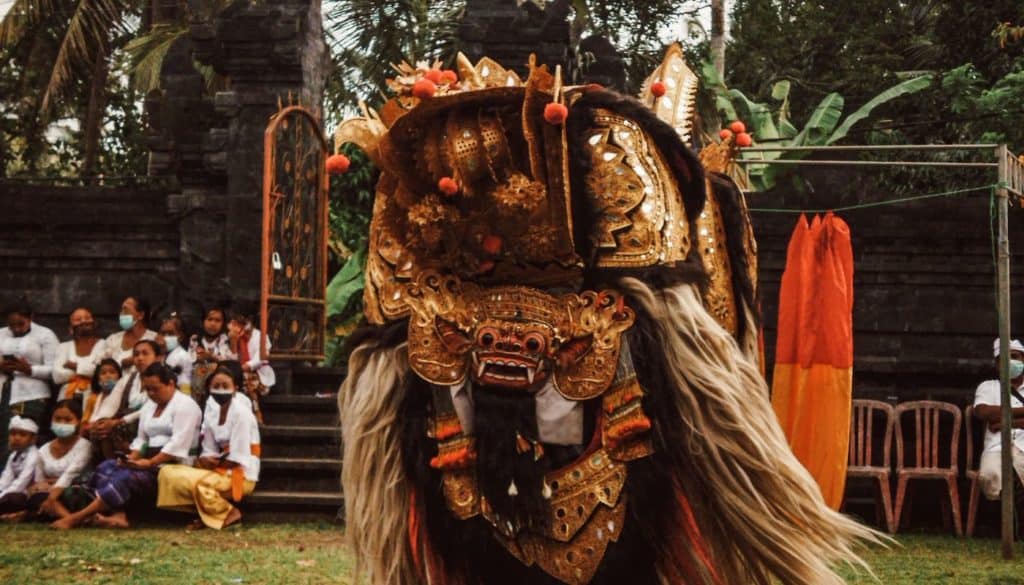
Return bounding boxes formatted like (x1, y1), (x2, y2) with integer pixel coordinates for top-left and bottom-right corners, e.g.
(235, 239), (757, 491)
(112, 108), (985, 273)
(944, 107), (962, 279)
(146, 0), (328, 326)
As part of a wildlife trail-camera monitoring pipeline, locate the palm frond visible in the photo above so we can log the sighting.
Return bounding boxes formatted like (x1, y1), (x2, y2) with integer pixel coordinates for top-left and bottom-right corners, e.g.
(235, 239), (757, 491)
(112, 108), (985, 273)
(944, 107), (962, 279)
(38, 0), (134, 114)
(123, 24), (187, 92)
(0, 0), (60, 47)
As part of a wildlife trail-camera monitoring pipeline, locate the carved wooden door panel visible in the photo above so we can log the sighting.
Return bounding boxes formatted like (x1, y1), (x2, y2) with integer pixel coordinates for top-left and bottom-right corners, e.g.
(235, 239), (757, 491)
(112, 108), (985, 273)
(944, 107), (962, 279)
(261, 105), (328, 360)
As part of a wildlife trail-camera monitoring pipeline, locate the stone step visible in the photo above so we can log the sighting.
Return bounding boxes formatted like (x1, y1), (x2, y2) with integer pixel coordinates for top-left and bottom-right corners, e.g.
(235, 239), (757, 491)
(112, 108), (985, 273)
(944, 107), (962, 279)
(262, 457), (342, 473)
(259, 424), (340, 459)
(247, 490), (343, 507)
(260, 394), (339, 426)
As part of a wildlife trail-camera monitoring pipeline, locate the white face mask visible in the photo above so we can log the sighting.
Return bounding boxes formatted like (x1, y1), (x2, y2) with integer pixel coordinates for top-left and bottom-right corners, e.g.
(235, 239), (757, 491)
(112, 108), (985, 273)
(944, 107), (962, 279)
(164, 335), (179, 352)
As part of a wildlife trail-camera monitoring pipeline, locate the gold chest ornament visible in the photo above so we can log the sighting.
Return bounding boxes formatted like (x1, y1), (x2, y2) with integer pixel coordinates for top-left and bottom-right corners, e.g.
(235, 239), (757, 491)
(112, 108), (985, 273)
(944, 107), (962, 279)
(428, 342), (654, 585)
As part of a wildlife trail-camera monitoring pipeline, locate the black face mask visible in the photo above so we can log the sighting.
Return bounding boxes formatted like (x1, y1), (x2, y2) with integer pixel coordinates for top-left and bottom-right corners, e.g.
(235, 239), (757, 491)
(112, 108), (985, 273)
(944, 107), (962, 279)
(210, 392), (233, 406)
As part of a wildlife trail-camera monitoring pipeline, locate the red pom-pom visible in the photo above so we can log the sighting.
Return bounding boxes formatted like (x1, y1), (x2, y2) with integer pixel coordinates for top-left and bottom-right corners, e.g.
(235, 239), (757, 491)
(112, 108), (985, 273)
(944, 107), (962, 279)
(477, 260), (496, 274)
(423, 69), (443, 84)
(718, 129), (733, 140)
(413, 79), (437, 99)
(736, 132), (753, 147)
(482, 235), (503, 255)
(730, 120), (746, 134)
(440, 69), (458, 84)
(651, 81), (667, 97)
(438, 177), (460, 196)
(326, 154), (351, 175)
(543, 102), (569, 125)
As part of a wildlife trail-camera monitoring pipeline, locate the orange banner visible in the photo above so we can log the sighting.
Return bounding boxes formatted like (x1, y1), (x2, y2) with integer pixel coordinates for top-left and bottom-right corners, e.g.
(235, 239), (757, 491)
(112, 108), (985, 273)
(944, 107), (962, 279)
(771, 213), (854, 510)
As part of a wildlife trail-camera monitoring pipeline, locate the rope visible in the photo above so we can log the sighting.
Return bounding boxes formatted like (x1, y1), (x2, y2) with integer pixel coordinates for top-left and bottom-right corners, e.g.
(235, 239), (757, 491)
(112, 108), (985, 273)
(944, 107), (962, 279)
(747, 184), (1000, 214)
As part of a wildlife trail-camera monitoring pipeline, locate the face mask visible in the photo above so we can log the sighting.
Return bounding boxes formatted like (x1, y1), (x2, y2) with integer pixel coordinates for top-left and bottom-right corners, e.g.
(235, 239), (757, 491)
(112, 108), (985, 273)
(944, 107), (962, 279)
(164, 335), (179, 352)
(72, 323), (95, 338)
(210, 391), (233, 406)
(1012, 359), (1024, 380)
(99, 379), (117, 393)
(129, 392), (148, 410)
(51, 423), (77, 438)
(118, 314), (135, 331)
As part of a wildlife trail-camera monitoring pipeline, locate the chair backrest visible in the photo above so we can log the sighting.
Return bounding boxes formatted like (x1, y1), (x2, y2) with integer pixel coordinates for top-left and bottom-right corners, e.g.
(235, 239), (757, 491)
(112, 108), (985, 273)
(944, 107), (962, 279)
(848, 399), (895, 469)
(894, 400), (962, 472)
(965, 404), (983, 472)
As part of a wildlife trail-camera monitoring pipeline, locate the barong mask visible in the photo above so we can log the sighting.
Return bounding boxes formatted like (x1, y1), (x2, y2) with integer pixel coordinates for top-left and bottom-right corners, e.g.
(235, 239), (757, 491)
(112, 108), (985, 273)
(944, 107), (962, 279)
(403, 271), (635, 398)
(336, 47), (776, 585)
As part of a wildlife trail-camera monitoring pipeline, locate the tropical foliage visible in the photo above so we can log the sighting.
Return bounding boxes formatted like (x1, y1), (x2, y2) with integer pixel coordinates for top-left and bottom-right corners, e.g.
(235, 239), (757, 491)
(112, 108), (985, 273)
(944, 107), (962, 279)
(701, 62), (933, 191)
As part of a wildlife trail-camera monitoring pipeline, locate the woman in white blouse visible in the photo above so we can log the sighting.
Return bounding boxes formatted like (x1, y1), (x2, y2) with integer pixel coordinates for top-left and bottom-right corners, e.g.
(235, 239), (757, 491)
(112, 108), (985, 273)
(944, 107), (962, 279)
(53, 363), (201, 530)
(85, 340), (162, 459)
(158, 362), (260, 529)
(52, 307), (107, 402)
(26, 400), (94, 520)
(0, 301), (59, 463)
(104, 296), (157, 370)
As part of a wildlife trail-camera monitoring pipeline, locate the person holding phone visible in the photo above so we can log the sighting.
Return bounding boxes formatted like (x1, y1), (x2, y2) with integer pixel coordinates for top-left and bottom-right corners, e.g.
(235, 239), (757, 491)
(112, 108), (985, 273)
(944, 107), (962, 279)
(0, 300), (59, 470)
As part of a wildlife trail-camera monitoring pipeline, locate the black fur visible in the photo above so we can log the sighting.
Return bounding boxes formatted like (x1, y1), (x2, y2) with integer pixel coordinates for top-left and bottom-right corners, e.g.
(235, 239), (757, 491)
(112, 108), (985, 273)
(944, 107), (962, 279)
(472, 388), (550, 531)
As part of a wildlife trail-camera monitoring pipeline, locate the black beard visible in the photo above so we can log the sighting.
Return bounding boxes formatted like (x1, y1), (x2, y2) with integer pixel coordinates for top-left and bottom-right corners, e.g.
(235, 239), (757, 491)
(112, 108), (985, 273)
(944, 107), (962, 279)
(472, 385), (551, 534)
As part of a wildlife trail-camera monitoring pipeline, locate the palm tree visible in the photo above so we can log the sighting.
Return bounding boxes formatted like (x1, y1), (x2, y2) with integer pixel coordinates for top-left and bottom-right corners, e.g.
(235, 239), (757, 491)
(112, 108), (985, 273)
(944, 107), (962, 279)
(1, 0), (139, 176)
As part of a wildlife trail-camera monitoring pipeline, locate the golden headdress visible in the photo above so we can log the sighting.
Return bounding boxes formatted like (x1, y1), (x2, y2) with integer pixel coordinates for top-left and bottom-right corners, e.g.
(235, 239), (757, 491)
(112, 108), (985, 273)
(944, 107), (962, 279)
(337, 45), (756, 347)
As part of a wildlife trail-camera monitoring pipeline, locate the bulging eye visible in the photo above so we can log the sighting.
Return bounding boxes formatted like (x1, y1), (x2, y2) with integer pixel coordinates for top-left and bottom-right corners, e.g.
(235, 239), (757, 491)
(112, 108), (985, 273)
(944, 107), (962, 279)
(524, 332), (546, 354)
(477, 327), (498, 348)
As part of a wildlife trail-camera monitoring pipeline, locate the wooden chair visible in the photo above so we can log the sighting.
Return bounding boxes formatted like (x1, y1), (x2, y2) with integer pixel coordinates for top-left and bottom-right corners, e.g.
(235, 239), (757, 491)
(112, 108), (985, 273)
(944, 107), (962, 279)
(893, 400), (963, 536)
(964, 404), (987, 536)
(844, 399), (896, 533)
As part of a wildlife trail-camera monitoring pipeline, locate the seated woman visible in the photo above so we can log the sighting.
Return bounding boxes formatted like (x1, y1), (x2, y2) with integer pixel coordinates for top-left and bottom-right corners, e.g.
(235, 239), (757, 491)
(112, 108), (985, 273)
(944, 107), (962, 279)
(52, 307), (107, 402)
(157, 362), (260, 529)
(26, 401), (94, 521)
(53, 363), (202, 530)
(158, 313), (193, 395)
(0, 416), (40, 517)
(104, 296), (157, 371)
(84, 341), (161, 460)
(226, 308), (275, 423)
(188, 305), (232, 408)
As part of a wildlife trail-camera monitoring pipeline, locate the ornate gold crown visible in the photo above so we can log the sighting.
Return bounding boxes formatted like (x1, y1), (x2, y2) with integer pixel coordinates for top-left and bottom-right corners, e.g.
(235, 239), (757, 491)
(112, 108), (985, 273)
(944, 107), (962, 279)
(336, 45), (753, 338)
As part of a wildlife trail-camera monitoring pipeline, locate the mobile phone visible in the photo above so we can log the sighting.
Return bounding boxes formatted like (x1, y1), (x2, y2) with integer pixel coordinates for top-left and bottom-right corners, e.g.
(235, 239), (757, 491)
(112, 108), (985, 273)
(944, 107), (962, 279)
(2, 354), (15, 361)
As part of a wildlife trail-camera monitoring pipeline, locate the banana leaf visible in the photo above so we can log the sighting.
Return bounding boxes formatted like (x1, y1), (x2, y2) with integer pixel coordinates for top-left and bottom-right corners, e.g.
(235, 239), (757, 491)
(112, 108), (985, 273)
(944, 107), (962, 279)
(728, 88), (781, 140)
(326, 246), (367, 318)
(793, 92), (844, 146)
(827, 75), (933, 144)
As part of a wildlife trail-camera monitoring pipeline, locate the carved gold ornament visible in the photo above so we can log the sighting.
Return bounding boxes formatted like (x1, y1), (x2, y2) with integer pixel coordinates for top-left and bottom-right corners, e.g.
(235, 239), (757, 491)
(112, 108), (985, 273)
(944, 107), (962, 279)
(403, 271), (634, 400)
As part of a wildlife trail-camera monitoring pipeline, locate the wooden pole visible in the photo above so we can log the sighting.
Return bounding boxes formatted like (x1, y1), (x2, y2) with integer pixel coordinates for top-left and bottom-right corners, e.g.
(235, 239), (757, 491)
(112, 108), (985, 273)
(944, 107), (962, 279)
(996, 144), (1014, 559)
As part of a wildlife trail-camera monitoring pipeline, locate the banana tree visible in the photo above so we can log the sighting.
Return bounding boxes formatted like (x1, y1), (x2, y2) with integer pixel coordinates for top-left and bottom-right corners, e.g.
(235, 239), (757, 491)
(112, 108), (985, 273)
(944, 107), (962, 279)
(702, 62), (933, 191)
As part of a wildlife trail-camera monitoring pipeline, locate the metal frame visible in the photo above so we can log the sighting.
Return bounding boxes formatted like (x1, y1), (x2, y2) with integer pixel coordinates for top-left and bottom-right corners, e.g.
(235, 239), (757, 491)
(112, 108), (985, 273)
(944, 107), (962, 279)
(260, 104), (330, 362)
(737, 143), (1023, 557)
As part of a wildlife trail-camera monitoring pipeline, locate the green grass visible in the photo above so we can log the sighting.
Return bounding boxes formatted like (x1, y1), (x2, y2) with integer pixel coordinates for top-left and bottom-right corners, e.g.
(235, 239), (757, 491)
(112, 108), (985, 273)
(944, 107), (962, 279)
(0, 522), (353, 585)
(4, 523), (1024, 584)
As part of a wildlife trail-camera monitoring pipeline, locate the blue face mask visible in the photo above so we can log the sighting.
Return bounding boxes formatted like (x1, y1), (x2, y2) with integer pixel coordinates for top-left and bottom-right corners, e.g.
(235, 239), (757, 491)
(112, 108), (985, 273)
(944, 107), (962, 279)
(1012, 359), (1024, 380)
(99, 379), (117, 393)
(164, 335), (179, 352)
(51, 422), (77, 438)
(118, 314), (134, 331)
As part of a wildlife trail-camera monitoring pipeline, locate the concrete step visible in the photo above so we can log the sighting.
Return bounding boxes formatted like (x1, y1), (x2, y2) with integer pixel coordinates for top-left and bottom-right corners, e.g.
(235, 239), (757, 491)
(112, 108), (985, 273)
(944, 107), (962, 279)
(260, 425), (340, 459)
(283, 366), (345, 395)
(248, 490), (343, 507)
(262, 457), (342, 473)
(260, 394), (339, 426)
